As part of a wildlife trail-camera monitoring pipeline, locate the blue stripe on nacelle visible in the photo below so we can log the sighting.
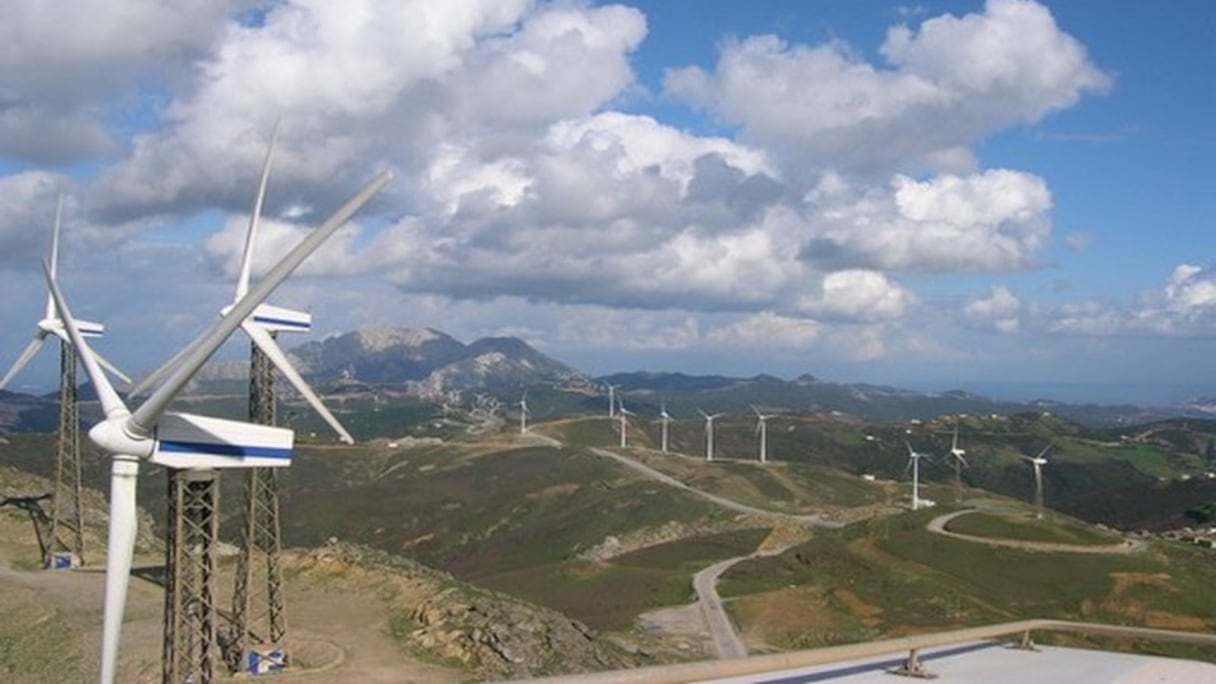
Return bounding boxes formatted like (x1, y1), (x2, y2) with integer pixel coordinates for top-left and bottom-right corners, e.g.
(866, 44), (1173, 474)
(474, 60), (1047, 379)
(252, 315), (311, 330)
(157, 441), (293, 460)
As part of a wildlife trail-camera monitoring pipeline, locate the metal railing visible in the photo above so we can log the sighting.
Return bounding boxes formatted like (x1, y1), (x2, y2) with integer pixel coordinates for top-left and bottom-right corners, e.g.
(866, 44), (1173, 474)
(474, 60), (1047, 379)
(504, 619), (1216, 683)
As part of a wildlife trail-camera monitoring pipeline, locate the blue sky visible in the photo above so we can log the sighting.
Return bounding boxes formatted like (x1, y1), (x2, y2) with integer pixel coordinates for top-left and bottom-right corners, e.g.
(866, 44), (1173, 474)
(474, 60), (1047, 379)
(0, 0), (1212, 405)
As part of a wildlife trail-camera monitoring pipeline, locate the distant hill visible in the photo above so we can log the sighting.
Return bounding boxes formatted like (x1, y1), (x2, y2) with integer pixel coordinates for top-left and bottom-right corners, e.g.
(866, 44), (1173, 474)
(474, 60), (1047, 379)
(592, 371), (1163, 427)
(1, 326), (1211, 433)
(191, 327), (589, 399)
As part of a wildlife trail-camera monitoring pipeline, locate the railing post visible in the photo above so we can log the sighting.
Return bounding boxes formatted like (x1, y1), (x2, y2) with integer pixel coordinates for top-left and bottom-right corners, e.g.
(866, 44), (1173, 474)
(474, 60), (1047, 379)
(890, 647), (938, 679)
(1009, 629), (1039, 651)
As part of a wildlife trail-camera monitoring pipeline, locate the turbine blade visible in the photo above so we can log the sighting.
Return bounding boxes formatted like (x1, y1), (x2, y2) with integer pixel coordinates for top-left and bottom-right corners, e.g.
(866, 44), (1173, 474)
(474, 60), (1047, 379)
(1037, 444), (1052, 460)
(236, 119), (282, 301)
(41, 261), (126, 417)
(99, 459), (139, 684)
(92, 349), (133, 386)
(131, 170), (391, 433)
(0, 334), (47, 391)
(45, 193), (64, 321)
(127, 334), (204, 397)
(244, 322), (353, 443)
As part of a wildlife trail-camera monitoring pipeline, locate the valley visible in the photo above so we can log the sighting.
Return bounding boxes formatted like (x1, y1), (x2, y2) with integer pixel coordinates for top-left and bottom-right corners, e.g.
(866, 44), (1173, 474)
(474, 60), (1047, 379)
(2, 398), (1216, 680)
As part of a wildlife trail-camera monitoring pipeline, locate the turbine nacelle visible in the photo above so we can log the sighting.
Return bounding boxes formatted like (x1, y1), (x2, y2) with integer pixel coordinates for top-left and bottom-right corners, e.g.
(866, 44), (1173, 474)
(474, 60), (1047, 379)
(38, 316), (104, 339)
(220, 302), (312, 335)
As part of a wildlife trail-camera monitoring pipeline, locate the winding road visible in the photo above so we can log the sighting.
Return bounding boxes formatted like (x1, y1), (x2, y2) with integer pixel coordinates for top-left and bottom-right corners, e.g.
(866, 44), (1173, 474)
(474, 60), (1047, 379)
(926, 508), (1145, 554)
(580, 445), (842, 659)
(531, 431), (840, 660)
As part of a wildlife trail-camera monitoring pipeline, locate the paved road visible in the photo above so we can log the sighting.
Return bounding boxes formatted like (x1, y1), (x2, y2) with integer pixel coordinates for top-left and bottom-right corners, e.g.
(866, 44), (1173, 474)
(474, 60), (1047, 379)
(926, 509), (1146, 554)
(586, 447), (843, 528)
(693, 557), (749, 659)
(538, 435), (841, 661)
(582, 447), (832, 661)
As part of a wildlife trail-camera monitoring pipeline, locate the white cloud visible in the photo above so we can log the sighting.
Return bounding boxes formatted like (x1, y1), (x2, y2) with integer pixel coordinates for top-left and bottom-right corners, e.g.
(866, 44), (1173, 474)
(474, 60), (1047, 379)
(707, 312), (819, 347)
(802, 169), (1052, 272)
(0, 0), (245, 163)
(0, 171), (68, 267)
(964, 285), (1021, 333)
(1039, 265), (1216, 338)
(1164, 264), (1216, 314)
(665, 0), (1110, 175)
(8, 0), (1172, 387)
(795, 270), (917, 322)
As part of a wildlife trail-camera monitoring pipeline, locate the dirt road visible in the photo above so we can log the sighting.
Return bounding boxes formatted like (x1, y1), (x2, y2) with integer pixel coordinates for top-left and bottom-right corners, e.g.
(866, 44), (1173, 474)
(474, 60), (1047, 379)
(926, 509), (1145, 554)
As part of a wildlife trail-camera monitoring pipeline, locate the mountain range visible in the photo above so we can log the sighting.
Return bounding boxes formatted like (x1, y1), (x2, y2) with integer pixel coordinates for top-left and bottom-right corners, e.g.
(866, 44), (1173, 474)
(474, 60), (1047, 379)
(1, 326), (1212, 433)
(194, 327), (589, 399)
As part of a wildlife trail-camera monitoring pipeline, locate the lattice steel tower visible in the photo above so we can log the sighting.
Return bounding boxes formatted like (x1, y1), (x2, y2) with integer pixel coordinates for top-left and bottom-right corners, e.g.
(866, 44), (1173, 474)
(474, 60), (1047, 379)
(47, 341), (85, 567)
(162, 468), (220, 683)
(228, 340), (290, 673)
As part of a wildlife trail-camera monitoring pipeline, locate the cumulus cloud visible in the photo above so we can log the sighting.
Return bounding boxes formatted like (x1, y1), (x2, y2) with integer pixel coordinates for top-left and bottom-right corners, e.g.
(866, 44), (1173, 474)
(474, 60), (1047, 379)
(85, 0), (648, 225)
(794, 270), (917, 322)
(0, 0), (246, 164)
(706, 312), (819, 347)
(1163, 264), (1216, 315)
(0, 171), (69, 267)
(1041, 265), (1216, 338)
(801, 169), (1053, 272)
(1, 0), (1143, 378)
(665, 0), (1110, 175)
(964, 285), (1021, 333)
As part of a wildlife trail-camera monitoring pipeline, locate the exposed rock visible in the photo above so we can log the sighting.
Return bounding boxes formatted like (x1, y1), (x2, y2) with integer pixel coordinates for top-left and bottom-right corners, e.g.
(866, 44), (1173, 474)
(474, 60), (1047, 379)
(293, 542), (638, 680)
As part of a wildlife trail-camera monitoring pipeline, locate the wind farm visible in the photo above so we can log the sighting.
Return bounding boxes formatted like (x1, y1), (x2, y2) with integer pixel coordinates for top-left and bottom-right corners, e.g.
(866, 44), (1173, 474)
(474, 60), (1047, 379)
(2, 1), (1216, 682)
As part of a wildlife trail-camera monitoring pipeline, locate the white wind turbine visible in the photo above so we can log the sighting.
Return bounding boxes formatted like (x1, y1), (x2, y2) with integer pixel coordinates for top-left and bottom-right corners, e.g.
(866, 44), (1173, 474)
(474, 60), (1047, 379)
(1023, 444), (1051, 519)
(129, 122), (353, 444)
(698, 409), (724, 461)
(947, 420), (968, 492)
(52, 171), (390, 684)
(605, 383), (617, 418)
(617, 396), (635, 448)
(904, 441), (928, 510)
(656, 399), (672, 453)
(752, 405), (771, 464)
(518, 391), (530, 435)
(0, 195), (131, 392)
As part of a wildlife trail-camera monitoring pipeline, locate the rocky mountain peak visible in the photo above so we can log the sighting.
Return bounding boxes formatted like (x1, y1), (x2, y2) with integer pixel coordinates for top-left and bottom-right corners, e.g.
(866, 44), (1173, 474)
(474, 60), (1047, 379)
(350, 327), (452, 352)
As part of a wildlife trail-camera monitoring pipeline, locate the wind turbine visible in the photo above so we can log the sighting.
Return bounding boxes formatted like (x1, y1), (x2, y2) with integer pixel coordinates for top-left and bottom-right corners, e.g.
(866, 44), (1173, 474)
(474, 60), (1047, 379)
(698, 409), (724, 461)
(752, 406), (771, 464)
(617, 397), (635, 448)
(0, 194), (130, 391)
(0, 195), (130, 568)
(1023, 444), (1051, 519)
(50, 170), (390, 684)
(130, 121), (353, 445)
(605, 383), (617, 418)
(656, 399), (672, 453)
(518, 391), (530, 435)
(947, 419), (968, 493)
(904, 441), (928, 510)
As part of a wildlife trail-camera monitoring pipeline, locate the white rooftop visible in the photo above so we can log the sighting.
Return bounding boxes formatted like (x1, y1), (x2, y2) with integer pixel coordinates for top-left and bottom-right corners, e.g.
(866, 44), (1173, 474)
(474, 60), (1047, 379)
(696, 640), (1216, 684)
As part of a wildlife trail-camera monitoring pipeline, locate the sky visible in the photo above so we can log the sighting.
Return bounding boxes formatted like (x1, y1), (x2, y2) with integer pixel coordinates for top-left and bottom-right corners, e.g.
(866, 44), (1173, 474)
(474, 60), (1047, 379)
(0, 0), (1213, 405)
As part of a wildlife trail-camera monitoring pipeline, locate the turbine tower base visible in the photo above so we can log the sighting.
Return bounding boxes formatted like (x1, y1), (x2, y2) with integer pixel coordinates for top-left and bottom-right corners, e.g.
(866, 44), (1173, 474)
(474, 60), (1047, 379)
(163, 468), (220, 684)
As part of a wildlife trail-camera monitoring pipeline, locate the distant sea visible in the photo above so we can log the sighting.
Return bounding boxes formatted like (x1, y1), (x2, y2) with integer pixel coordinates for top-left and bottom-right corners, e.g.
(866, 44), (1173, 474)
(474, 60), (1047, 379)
(903, 381), (1212, 407)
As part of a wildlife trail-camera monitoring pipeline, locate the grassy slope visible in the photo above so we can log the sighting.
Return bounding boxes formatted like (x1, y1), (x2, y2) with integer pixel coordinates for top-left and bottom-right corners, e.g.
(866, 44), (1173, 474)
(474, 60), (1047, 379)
(719, 508), (1216, 655)
(944, 511), (1122, 546)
